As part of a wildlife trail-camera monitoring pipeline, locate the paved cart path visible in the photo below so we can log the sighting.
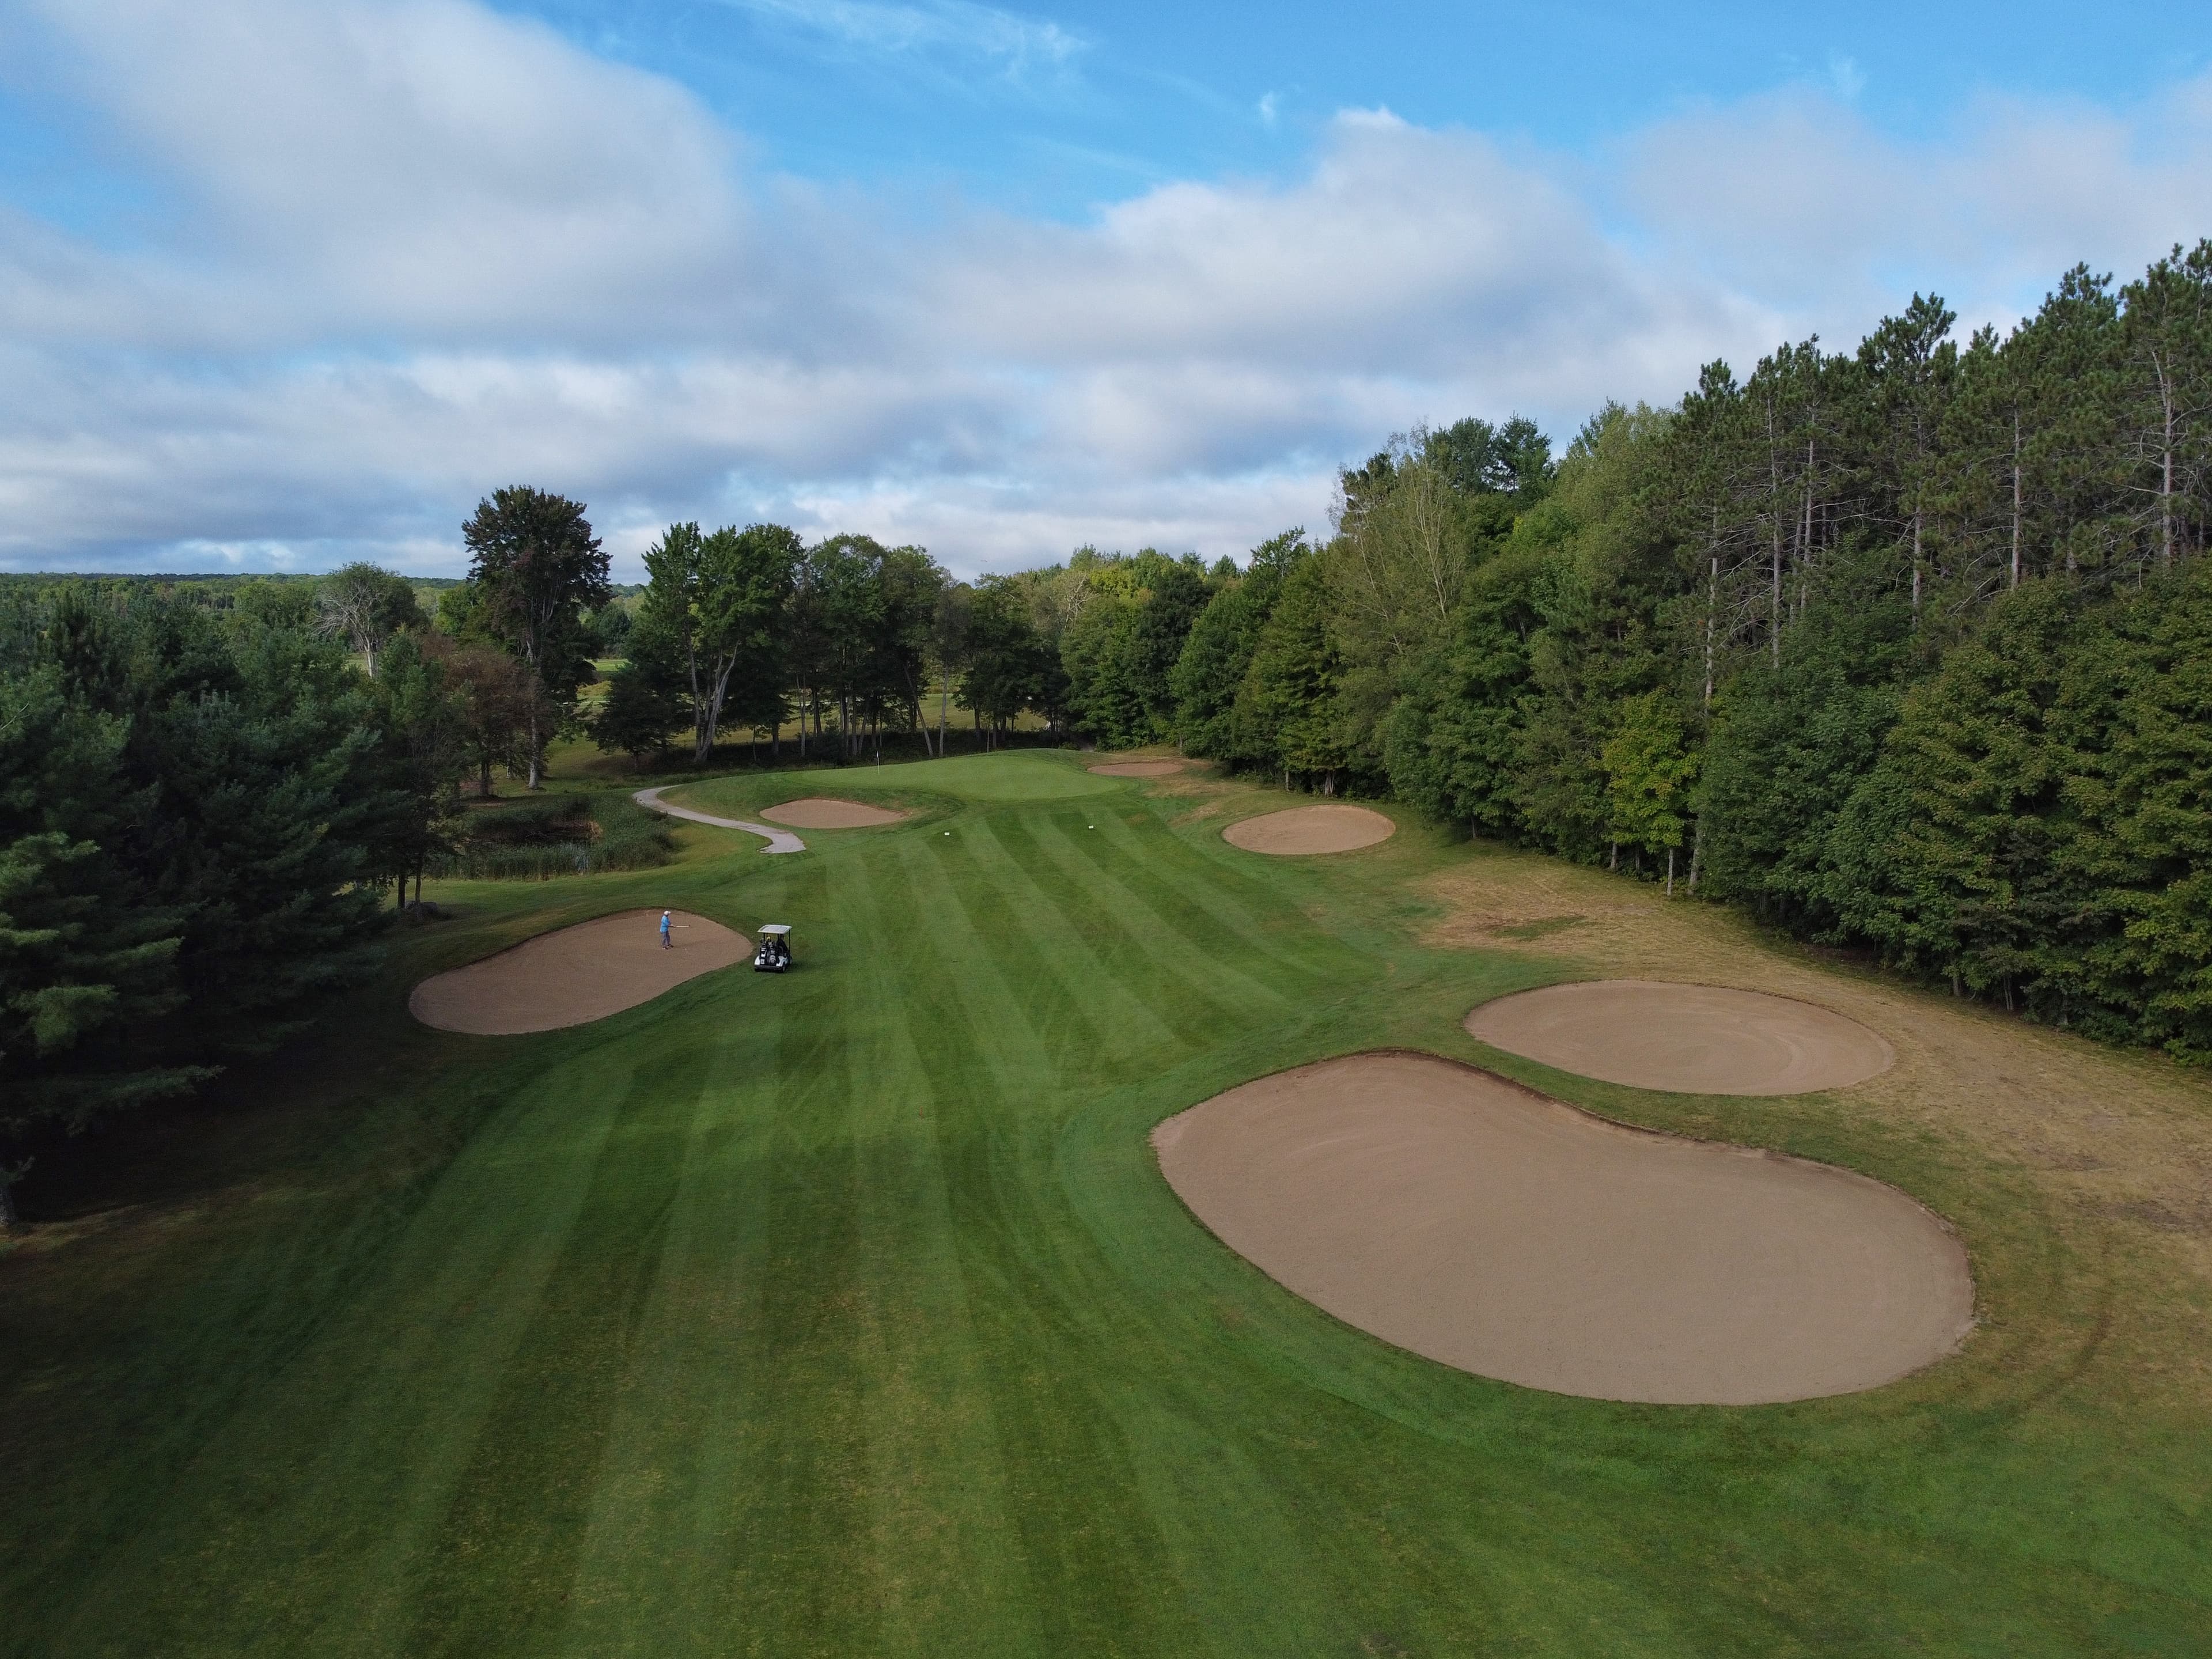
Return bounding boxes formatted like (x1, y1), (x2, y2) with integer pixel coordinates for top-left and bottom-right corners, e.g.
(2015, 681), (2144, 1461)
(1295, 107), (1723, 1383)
(633, 787), (807, 854)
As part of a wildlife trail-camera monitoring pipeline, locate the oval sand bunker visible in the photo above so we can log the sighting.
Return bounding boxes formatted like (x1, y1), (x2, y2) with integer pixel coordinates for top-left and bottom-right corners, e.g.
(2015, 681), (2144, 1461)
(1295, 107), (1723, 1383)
(759, 797), (907, 828)
(1088, 759), (1186, 778)
(1467, 980), (1894, 1096)
(1222, 804), (1395, 854)
(1155, 1053), (1972, 1404)
(410, 909), (749, 1035)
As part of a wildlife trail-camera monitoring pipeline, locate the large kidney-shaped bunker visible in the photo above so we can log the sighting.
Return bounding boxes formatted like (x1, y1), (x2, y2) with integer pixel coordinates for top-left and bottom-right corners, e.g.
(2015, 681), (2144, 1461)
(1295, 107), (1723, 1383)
(1467, 980), (1895, 1096)
(1155, 1053), (1972, 1404)
(410, 909), (749, 1035)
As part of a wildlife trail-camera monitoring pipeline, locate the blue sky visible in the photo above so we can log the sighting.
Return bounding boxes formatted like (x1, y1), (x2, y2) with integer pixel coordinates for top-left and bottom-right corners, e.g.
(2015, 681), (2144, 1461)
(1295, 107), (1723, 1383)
(501, 0), (2208, 211)
(1, 0), (2208, 578)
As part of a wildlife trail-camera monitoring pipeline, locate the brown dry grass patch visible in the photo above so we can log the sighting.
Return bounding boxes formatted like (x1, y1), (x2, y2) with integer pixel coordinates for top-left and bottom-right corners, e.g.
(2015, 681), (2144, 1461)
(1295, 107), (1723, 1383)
(1429, 839), (2212, 1398)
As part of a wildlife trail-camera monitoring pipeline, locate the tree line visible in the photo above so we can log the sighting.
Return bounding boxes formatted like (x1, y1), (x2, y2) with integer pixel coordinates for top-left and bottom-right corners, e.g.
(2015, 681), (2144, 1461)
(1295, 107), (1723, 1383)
(621, 236), (2197, 1053)
(0, 484), (1023, 1166)
(0, 489), (626, 1169)
(5, 238), (2208, 1185)
(1017, 241), (2211, 1055)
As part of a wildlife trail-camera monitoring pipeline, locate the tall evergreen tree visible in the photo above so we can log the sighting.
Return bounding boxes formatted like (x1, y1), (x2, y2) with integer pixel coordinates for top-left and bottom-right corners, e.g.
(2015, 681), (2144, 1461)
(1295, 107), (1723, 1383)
(0, 664), (196, 1135)
(1234, 559), (1352, 791)
(1858, 294), (1960, 622)
(2117, 240), (2212, 572)
(1172, 532), (1306, 757)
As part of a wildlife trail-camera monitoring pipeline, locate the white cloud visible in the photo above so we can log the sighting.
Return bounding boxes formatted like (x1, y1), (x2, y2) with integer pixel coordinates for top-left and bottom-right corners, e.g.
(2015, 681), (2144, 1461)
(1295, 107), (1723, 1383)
(942, 113), (1774, 383)
(1611, 75), (2212, 342)
(2, 0), (2210, 579)
(6, 0), (767, 349)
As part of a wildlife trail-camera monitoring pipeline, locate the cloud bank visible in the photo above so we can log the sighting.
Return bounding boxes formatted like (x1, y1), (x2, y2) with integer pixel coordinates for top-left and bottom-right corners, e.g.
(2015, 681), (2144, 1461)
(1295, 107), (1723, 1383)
(2, 0), (2210, 577)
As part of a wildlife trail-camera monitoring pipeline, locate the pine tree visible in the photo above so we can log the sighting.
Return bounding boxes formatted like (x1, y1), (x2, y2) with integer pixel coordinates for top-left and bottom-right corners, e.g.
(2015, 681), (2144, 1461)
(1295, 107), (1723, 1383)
(1232, 559), (1350, 790)
(1858, 294), (1959, 624)
(2078, 559), (2212, 1052)
(2117, 241), (2212, 573)
(1699, 545), (1914, 923)
(0, 665), (198, 1135)
(1825, 581), (2093, 1010)
(1172, 531), (1305, 757)
(1382, 539), (1547, 836)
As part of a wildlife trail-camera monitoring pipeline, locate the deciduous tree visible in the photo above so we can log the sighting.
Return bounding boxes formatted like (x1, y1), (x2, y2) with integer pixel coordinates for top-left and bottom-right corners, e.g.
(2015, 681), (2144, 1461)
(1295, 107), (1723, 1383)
(641, 521), (801, 762)
(461, 487), (609, 788)
(314, 563), (423, 677)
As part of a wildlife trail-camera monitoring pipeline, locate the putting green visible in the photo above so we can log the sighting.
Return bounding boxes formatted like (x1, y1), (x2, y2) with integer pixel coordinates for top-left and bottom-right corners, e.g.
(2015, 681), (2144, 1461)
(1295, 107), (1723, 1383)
(4, 751), (2206, 1657)
(675, 749), (1119, 810)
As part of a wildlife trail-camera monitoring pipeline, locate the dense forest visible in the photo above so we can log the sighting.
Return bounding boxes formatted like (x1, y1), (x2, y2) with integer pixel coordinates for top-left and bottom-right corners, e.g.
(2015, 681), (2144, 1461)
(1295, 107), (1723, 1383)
(3, 241), (2209, 1187)
(1101, 247), (2211, 1056)
(902, 245), (2212, 1059)
(1134, 243), (2212, 1055)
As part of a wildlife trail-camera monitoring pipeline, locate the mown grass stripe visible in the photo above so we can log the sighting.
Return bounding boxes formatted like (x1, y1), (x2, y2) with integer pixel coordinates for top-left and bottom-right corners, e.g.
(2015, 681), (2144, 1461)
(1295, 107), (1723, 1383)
(1033, 808), (1327, 1013)
(12, 752), (2212, 1658)
(546, 990), (800, 1653)
(1094, 797), (1346, 986)
(41, 1047), (652, 1656)
(827, 839), (1050, 1652)
(403, 1054), (700, 1656)
(878, 888), (1202, 1654)
(926, 819), (1128, 1077)
(987, 810), (1237, 1055)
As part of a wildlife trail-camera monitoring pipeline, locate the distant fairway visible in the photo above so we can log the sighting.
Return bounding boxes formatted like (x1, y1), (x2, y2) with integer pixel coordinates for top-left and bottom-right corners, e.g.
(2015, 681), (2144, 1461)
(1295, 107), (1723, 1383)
(5, 751), (2209, 1656)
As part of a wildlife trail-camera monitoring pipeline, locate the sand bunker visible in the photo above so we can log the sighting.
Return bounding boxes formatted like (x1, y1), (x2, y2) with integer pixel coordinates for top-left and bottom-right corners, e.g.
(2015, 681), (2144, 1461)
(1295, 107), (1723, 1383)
(1222, 804), (1396, 855)
(1156, 1053), (1971, 1404)
(410, 910), (749, 1035)
(758, 797), (907, 828)
(1088, 759), (1188, 778)
(1467, 980), (1894, 1096)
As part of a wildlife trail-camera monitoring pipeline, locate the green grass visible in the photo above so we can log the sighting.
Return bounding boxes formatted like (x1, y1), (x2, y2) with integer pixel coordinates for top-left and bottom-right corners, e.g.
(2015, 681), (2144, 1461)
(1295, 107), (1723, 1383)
(673, 748), (1124, 809)
(3, 755), (2207, 1656)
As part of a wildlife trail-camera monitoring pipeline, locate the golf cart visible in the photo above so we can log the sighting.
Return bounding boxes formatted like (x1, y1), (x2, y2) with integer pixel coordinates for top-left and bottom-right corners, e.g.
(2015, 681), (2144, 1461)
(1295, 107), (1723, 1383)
(753, 924), (793, 974)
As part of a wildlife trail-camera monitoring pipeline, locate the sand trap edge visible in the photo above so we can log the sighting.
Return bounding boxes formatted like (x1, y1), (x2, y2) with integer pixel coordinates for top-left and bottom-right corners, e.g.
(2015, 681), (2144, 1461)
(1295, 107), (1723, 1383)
(758, 797), (910, 829)
(1464, 979), (1897, 1097)
(1152, 1047), (1975, 1405)
(1221, 804), (1397, 855)
(408, 908), (750, 1035)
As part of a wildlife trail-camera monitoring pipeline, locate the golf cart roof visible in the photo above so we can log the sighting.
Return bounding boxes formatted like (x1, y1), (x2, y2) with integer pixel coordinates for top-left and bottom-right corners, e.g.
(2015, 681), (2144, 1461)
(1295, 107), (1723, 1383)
(758, 923), (792, 936)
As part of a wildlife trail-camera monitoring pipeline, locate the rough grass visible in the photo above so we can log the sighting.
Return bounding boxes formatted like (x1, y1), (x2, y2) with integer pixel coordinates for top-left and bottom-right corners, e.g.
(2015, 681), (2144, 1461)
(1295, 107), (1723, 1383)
(2, 756), (2207, 1656)
(435, 793), (675, 880)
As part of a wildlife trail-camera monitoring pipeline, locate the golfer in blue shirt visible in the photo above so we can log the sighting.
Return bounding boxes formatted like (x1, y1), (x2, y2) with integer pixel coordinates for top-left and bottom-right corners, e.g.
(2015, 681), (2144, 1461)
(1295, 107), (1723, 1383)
(660, 911), (672, 950)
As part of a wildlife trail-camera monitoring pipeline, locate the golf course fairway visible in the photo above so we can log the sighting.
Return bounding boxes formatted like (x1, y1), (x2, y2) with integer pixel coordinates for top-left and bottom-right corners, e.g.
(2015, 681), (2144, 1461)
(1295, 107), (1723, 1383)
(4, 749), (2207, 1656)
